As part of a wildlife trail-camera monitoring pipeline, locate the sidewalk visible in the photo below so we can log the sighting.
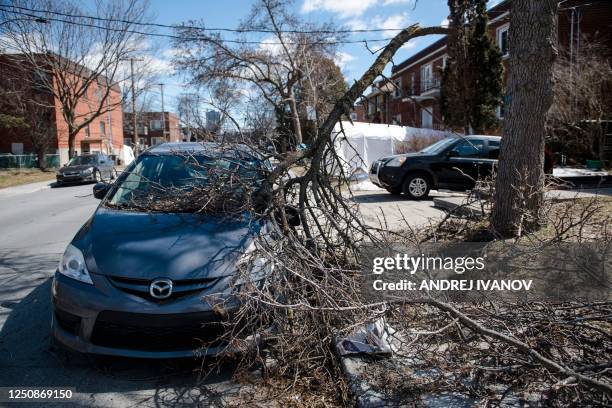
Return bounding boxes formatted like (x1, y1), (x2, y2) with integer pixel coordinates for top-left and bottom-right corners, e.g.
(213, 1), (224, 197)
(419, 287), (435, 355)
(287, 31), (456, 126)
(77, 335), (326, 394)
(0, 180), (54, 198)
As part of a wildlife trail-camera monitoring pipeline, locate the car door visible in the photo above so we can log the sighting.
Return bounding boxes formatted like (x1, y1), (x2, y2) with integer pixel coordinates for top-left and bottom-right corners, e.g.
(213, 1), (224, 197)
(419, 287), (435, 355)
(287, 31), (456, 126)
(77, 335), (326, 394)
(445, 138), (486, 189)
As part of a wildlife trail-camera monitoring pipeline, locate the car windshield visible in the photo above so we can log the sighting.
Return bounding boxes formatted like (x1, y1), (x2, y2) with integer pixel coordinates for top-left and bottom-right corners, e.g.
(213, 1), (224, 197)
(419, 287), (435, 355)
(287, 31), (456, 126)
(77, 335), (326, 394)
(105, 153), (266, 214)
(419, 137), (458, 154)
(68, 155), (96, 166)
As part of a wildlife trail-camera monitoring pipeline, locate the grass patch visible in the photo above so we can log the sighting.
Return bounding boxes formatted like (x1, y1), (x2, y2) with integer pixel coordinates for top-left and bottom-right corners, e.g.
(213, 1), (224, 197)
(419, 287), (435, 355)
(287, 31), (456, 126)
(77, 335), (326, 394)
(0, 168), (57, 189)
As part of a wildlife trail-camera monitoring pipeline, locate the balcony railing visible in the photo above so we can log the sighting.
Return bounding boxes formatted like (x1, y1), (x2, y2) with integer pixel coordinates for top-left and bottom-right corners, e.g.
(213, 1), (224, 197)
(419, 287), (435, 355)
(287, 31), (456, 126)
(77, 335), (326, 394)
(420, 77), (441, 93)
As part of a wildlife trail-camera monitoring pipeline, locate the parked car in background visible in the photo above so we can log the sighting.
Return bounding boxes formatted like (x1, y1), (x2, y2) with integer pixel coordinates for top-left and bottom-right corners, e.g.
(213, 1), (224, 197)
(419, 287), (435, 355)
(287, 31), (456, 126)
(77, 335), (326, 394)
(370, 135), (501, 199)
(56, 153), (117, 185)
(52, 143), (282, 358)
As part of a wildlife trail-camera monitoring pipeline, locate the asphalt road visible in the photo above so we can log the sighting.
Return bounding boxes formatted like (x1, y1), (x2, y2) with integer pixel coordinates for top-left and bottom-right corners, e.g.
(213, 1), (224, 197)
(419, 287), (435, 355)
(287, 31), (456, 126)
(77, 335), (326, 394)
(0, 182), (252, 408)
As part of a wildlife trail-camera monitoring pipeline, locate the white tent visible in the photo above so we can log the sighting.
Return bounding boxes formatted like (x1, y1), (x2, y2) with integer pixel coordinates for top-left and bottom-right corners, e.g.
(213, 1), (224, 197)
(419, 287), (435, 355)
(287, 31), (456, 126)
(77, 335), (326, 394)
(330, 121), (453, 175)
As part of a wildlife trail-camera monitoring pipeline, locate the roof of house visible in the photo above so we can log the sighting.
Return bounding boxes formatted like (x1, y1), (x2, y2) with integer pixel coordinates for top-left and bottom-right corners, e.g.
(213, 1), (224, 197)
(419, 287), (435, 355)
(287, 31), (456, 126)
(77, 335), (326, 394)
(391, 0), (511, 76)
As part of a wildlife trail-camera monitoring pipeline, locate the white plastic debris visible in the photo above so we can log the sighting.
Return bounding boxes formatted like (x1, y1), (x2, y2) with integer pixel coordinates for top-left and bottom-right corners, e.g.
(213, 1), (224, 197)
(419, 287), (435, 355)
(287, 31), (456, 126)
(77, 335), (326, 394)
(335, 318), (397, 356)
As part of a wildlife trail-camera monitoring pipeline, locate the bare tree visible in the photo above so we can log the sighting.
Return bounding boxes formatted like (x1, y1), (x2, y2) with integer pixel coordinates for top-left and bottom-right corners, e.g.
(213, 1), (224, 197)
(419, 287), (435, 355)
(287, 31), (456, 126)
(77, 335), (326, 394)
(0, 0), (151, 159)
(548, 39), (612, 163)
(492, 0), (559, 236)
(173, 0), (343, 149)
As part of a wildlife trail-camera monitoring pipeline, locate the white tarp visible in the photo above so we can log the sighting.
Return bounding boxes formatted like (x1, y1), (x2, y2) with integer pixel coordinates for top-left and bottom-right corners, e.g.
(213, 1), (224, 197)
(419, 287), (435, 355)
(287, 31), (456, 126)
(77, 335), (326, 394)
(330, 121), (454, 175)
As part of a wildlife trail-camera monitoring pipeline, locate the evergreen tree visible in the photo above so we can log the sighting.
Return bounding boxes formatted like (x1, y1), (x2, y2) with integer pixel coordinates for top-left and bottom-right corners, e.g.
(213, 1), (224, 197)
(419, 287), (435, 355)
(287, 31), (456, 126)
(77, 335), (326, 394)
(440, 0), (503, 134)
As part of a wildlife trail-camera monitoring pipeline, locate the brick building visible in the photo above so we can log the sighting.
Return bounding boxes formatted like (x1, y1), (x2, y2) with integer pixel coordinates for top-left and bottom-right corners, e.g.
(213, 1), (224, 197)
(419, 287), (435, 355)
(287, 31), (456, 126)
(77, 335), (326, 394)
(0, 54), (124, 165)
(359, 0), (612, 132)
(123, 111), (181, 150)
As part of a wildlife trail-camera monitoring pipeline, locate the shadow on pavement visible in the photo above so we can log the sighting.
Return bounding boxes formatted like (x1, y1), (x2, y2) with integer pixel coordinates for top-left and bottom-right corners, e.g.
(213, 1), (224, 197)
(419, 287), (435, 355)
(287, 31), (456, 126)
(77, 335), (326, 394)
(351, 192), (434, 204)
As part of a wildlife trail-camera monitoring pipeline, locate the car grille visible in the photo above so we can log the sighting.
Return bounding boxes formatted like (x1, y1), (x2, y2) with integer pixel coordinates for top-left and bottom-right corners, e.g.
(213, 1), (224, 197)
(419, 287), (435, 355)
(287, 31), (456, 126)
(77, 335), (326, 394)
(60, 172), (81, 178)
(107, 276), (220, 301)
(54, 308), (82, 336)
(90, 311), (227, 352)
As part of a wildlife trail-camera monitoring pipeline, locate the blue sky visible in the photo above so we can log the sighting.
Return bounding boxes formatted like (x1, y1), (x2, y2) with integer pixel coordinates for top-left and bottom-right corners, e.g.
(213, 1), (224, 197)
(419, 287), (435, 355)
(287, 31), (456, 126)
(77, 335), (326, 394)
(144, 0), (503, 114)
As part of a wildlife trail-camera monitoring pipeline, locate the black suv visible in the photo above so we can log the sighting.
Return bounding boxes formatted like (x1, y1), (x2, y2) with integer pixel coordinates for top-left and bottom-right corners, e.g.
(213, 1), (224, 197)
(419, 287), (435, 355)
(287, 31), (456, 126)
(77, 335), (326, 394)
(370, 135), (501, 199)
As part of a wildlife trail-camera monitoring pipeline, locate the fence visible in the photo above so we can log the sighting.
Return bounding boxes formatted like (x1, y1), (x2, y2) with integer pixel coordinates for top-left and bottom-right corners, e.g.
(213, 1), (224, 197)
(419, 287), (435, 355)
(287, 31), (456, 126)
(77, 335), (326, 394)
(0, 154), (60, 169)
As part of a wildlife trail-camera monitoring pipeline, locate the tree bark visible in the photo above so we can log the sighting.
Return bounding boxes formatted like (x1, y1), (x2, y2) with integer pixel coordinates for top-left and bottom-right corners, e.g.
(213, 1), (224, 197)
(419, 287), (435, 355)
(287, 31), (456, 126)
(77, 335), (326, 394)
(492, 0), (558, 236)
(287, 88), (303, 146)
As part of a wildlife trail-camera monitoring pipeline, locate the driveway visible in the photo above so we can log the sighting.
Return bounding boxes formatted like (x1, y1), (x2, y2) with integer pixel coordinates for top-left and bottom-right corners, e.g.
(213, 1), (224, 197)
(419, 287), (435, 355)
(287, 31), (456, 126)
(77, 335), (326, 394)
(0, 183), (260, 407)
(351, 185), (463, 231)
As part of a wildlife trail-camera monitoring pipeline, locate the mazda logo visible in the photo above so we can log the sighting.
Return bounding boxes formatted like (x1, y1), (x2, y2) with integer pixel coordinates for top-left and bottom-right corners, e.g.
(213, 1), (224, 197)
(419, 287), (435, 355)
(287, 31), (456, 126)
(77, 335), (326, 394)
(149, 278), (173, 299)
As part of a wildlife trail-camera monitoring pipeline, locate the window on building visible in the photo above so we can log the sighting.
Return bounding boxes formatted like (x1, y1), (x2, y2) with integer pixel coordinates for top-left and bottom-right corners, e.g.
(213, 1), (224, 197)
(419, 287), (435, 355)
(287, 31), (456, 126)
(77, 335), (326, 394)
(152, 137), (165, 145)
(497, 25), (509, 57)
(99, 121), (106, 136)
(497, 93), (509, 119)
(393, 78), (402, 98)
(368, 100), (375, 115)
(350, 112), (357, 121)
(410, 73), (416, 95)
(124, 137), (133, 146)
(392, 114), (402, 125)
(421, 63), (433, 92)
(139, 137), (146, 146)
(150, 120), (163, 130)
(84, 124), (90, 138)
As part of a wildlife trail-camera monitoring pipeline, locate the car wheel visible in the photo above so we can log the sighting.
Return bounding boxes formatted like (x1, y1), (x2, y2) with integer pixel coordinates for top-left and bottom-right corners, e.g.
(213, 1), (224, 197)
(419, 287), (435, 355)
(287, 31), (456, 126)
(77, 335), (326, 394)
(93, 170), (101, 182)
(385, 187), (402, 195)
(403, 174), (430, 200)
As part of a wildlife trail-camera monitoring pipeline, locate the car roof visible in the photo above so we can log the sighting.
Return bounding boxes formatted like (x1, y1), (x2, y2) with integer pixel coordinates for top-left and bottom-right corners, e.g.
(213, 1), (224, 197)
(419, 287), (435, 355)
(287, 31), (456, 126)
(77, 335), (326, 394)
(146, 142), (264, 160)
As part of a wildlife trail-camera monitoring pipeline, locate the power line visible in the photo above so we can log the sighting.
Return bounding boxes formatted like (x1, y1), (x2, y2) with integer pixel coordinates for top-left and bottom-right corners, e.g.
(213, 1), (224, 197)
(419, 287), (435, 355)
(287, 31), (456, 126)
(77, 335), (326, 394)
(0, 4), (409, 35)
(0, 8), (400, 45)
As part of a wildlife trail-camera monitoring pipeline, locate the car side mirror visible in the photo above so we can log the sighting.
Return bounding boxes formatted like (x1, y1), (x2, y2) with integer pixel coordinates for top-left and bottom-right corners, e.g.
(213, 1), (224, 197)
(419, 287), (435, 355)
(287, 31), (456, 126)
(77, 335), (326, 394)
(93, 182), (111, 199)
(447, 150), (459, 158)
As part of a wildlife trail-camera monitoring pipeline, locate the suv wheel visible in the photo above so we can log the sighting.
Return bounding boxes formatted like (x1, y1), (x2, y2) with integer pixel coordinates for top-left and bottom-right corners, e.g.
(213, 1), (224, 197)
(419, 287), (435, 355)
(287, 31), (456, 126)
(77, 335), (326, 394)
(403, 174), (430, 199)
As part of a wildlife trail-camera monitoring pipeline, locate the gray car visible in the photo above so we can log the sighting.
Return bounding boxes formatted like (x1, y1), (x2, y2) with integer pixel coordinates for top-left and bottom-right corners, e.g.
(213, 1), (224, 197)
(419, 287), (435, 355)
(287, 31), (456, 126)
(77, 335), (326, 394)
(51, 143), (278, 358)
(56, 153), (117, 185)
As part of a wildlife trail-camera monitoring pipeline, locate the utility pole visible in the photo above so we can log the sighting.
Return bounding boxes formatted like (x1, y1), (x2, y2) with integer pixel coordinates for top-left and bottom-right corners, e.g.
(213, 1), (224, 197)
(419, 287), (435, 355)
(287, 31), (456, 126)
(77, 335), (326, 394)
(159, 83), (166, 142)
(130, 58), (139, 155)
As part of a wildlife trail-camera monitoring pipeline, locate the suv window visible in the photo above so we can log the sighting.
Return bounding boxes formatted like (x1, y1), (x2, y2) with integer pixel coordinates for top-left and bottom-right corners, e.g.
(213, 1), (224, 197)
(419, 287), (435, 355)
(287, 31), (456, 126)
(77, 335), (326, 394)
(451, 139), (485, 158)
(488, 140), (500, 159)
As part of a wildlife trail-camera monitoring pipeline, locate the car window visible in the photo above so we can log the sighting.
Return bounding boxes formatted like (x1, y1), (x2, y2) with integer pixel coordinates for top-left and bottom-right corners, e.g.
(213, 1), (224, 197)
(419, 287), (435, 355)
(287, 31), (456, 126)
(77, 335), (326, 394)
(488, 140), (500, 159)
(106, 153), (266, 213)
(451, 139), (485, 158)
(68, 155), (96, 166)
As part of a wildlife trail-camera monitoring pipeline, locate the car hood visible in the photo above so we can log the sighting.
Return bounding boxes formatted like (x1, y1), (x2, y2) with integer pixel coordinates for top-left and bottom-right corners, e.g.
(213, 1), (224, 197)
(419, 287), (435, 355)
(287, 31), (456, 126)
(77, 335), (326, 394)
(79, 207), (262, 280)
(60, 164), (94, 173)
(380, 152), (430, 162)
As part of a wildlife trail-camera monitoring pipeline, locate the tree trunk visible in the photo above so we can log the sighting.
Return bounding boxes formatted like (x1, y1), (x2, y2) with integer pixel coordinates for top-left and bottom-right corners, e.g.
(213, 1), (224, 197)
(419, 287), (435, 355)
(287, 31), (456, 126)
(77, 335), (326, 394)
(36, 149), (47, 170)
(492, 0), (558, 236)
(287, 88), (303, 146)
(68, 127), (77, 159)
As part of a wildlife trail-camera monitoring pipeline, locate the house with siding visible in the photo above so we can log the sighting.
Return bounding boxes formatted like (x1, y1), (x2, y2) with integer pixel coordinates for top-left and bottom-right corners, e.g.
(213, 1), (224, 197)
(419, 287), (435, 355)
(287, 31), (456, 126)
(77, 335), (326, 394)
(358, 0), (612, 133)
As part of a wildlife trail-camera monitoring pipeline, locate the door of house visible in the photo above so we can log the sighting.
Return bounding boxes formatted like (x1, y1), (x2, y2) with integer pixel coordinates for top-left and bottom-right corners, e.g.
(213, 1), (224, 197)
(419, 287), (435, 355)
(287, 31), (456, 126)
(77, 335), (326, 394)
(421, 107), (433, 129)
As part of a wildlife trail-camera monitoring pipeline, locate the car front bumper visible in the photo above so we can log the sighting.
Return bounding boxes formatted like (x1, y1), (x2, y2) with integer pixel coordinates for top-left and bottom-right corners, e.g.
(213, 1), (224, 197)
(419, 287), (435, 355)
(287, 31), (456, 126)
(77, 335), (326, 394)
(56, 173), (95, 184)
(51, 271), (238, 358)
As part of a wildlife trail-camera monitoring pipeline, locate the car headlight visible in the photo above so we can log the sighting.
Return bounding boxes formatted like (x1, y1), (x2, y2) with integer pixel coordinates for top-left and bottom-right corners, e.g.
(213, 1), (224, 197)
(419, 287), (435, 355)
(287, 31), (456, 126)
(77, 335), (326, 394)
(58, 244), (93, 284)
(235, 241), (273, 284)
(386, 157), (407, 167)
(81, 167), (93, 175)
